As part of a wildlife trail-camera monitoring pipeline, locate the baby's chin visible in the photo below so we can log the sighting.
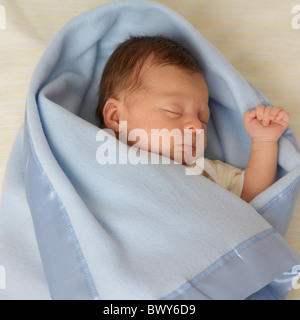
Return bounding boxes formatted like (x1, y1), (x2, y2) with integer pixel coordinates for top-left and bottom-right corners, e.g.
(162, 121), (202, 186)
(163, 148), (204, 165)
(172, 153), (202, 165)
(124, 135), (206, 164)
(171, 144), (205, 165)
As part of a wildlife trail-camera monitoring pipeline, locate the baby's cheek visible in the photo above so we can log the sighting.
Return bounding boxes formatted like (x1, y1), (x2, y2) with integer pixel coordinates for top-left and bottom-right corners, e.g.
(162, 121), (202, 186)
(128, 128), (151, 151)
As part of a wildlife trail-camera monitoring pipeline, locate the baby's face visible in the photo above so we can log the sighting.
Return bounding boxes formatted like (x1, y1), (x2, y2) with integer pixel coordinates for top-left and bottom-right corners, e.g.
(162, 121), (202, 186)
(117, 65), (210, 164)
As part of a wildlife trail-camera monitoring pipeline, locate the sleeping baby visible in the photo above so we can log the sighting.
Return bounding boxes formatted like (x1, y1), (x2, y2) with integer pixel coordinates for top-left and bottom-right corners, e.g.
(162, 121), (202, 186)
(96, 36), (290, 203)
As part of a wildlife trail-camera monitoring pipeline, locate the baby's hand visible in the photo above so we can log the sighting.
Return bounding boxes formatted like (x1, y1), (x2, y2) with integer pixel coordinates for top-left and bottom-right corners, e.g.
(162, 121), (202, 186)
(243, 105), (290, 142)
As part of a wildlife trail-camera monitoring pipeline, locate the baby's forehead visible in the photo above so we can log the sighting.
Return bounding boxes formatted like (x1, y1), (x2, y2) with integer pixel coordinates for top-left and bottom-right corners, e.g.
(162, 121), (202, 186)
(141, 62), (205, 85)
(144, 64), (207, 91)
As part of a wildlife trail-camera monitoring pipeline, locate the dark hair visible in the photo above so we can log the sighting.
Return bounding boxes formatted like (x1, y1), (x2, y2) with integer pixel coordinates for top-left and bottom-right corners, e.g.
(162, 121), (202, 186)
(96, 35), (202, 127)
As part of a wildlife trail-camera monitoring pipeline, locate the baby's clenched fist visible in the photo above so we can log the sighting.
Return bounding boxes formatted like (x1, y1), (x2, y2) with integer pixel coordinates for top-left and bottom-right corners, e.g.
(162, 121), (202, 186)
(243, 105), (290, 142)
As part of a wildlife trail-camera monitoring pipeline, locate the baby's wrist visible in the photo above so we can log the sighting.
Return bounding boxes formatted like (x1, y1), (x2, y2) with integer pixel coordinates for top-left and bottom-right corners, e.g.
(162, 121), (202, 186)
(251, 137), (279, 143)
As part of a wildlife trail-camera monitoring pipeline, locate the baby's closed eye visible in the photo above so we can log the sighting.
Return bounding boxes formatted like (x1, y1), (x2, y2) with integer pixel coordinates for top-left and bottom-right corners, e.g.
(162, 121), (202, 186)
(161, 106), (182, 118)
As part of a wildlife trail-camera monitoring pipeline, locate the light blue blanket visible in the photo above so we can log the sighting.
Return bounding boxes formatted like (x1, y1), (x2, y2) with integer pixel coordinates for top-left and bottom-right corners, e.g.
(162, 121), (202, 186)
(1, 0), (300, 300)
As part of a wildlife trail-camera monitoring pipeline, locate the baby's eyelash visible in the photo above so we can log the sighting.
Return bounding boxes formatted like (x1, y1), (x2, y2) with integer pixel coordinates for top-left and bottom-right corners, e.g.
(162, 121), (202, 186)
(166, 110), (182, 115)
(162, 108), (182, 116)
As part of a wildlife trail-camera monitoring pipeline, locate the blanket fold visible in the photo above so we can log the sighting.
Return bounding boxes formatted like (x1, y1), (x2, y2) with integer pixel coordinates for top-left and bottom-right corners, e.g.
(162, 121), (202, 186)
(1, 0), (300, 300)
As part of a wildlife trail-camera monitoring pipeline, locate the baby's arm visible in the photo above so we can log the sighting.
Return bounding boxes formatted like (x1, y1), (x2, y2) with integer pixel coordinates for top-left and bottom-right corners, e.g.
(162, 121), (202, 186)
(241, 105), (290, 202)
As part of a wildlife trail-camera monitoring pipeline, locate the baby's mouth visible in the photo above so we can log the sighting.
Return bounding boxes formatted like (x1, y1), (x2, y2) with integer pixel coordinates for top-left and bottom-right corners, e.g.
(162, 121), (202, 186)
(183, 132), (197, 156)
(171, 129), (205, 164)
(180, 144), (195, 151)
(175, 143), (196, 157)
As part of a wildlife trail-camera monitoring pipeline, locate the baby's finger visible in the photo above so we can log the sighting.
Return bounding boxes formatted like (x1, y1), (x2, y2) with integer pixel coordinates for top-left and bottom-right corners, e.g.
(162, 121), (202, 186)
(270, 106), (283, 119)
(262, 106), (273, 126)
(272, 118), (289, 128)
(275, 110), (290, 123)
(256, 104), (265, 121)
(244, 110), (256, 119)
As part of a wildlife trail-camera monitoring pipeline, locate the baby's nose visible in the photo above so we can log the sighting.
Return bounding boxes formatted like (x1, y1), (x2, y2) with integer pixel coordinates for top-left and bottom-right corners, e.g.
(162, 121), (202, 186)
(184, 118), (203, 131)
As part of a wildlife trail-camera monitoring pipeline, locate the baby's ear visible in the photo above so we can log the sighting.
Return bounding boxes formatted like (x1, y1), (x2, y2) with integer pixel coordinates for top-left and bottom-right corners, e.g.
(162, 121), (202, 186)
(102, 98), (123, 132)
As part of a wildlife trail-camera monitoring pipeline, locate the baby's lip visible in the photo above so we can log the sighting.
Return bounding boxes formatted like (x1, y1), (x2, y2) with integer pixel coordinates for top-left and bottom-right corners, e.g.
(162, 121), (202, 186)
(176, 143), (195, 151)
